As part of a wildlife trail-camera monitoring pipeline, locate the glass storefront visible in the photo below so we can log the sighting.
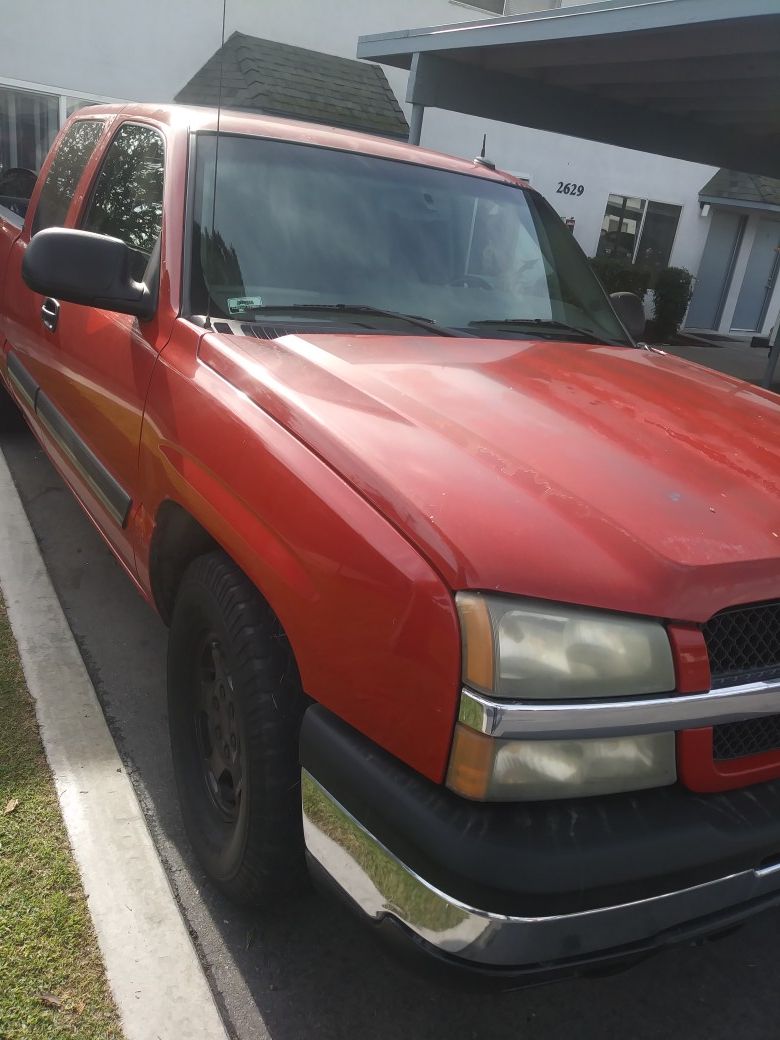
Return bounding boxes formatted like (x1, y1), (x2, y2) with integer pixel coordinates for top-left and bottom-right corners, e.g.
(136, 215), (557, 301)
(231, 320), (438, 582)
(0, 87), (59, 175)
(0, 83), (99, 215)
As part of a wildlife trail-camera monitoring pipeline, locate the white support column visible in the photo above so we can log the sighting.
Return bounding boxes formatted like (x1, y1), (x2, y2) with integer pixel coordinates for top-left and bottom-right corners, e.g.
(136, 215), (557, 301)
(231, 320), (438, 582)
(408, 103), (425, 145)
(406, 53), (425, 146)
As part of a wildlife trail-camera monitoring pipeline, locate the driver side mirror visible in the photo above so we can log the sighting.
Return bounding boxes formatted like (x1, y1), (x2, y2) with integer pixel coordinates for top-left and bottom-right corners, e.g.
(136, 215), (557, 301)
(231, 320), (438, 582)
(22, 227), (155, 320)
(610, 291), (646, 341)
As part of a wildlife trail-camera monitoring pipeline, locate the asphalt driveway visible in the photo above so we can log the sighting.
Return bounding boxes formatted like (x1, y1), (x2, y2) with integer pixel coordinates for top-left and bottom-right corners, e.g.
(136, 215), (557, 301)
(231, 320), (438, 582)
(2, 398), (778, 1040)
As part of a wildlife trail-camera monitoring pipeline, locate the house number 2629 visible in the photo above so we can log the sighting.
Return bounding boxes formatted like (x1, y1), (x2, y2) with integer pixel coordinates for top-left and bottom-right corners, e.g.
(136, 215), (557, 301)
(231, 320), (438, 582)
(556, 182), (584, 196)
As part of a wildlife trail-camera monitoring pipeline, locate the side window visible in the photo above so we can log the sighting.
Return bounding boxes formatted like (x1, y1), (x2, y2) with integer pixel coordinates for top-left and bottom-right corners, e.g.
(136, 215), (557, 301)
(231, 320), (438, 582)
(0, 168), (37, 219)
(82, 124), (164, 281)
(32, 119), (104, 234)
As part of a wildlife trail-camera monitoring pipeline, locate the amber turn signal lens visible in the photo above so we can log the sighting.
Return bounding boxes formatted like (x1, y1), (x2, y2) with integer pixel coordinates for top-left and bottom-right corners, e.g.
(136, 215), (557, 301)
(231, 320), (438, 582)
(447, 721), (677, 801)
(446, 723), (496, 800)
(456, 593), (494, 692)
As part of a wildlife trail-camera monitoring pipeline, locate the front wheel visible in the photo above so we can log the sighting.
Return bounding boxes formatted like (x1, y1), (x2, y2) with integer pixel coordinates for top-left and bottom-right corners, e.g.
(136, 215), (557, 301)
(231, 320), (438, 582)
(167, 551), (307, 905)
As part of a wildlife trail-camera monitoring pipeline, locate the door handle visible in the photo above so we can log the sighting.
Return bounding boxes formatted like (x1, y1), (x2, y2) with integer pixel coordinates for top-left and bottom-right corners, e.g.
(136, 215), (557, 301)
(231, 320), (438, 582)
(41, 297), (59, 332)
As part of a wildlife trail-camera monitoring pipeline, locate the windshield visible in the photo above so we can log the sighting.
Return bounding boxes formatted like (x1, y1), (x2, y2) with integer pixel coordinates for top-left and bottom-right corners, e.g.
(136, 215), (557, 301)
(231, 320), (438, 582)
(188, 133), (631, 346)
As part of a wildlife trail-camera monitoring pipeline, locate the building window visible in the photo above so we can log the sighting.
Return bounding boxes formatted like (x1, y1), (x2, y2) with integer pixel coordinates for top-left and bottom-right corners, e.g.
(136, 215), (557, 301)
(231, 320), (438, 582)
(596, 193), (681, 273)
(0, 86), (59, 181)
(0, 82), (117, 221)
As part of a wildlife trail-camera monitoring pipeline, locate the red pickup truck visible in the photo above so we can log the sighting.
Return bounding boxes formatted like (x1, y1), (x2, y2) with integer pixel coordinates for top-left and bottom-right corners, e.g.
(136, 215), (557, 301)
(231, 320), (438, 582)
(3, 103), (780, 985)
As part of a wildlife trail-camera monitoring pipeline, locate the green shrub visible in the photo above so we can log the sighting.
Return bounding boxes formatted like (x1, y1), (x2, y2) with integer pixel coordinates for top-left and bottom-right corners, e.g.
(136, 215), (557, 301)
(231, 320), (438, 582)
(652, 267), (693, 341)
(589, 256), (653, 299)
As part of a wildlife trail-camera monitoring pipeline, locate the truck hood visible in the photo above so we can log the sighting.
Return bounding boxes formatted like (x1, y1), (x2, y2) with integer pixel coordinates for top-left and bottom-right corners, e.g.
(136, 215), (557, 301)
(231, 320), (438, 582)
(201, 332), (780, 622)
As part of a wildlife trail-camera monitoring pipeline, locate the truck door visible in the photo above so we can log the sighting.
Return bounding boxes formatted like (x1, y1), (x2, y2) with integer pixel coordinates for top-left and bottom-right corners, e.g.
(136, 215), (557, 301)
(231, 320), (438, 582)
(6, 120), (167, 576)
(2, 116), (107, 392)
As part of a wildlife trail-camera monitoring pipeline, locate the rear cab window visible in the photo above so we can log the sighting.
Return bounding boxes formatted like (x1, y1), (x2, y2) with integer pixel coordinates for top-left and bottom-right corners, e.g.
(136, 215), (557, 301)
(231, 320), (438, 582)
(81, 123), (165, 283)
(0, 168), (37, 223)
(31, 119), (105, 234)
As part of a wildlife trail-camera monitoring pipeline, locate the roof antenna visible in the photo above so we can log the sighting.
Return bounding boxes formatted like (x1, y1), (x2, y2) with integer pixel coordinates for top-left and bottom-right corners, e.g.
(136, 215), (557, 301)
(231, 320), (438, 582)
(206, 0), (228, 329)
(474, 133), (496, 170)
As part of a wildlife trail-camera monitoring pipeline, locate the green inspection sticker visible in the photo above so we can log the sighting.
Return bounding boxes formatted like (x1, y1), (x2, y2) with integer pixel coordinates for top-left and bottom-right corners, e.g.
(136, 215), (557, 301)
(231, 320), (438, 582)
(227, 296), (264, 315)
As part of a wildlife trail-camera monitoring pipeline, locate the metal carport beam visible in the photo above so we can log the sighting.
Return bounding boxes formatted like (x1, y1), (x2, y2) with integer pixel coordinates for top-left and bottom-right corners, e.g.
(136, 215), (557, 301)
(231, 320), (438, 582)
(360, 0), (780, 386)
(358, 0), (780, 179)
(357, 0), (780, 72)
(402, 49), (780, 175)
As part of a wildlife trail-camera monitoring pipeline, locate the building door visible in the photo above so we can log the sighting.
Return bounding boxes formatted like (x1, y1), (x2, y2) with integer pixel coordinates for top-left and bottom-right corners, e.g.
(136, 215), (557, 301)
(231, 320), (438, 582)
(731, 218), (780, 333)
(685, 211), (746, 330)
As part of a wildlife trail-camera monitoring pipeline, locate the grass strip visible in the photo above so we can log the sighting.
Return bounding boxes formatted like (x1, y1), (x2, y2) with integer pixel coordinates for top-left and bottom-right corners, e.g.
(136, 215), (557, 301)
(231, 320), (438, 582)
(0, 594), (123, 1039)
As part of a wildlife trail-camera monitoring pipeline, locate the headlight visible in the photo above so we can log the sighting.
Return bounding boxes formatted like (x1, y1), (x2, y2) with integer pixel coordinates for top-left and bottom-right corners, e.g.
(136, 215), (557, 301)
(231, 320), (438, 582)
(457, 592), (675, 700)
(450, 593), (678, 801)
(447, 724), (677, 800)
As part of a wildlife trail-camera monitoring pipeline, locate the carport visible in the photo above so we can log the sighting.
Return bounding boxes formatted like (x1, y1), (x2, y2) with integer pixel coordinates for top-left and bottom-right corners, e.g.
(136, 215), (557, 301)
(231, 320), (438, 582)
(357, 0), (780, 383)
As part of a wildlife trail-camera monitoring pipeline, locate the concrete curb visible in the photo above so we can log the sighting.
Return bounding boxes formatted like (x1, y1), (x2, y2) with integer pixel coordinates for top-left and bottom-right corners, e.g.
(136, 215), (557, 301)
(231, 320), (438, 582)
(0, 448), (230, 1040)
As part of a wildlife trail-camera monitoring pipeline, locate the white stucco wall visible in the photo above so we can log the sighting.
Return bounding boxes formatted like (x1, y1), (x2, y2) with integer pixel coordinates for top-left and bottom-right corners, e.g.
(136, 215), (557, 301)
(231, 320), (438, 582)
(0, 0), (716, 272)
(0, 0), (488, 103)
(417, 107), (714, 269)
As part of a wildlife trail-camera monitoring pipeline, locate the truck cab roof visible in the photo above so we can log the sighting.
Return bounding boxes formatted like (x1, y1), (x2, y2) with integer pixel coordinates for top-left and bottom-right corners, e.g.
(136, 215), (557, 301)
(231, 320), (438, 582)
(76, 102), (529, 189)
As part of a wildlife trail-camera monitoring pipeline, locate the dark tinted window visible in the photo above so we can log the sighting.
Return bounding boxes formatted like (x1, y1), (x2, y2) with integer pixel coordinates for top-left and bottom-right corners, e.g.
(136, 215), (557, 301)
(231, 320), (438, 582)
(596, 195), (646, 263)
(596, 193), (681, 274)
(634, 201), (681, 273)
(83, 124), (164, 280)
(32, 119), (104, 234)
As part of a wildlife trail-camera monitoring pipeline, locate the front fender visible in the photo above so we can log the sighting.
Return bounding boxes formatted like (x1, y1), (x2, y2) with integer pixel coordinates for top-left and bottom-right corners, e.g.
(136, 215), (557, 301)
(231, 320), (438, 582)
(137, 328), (461, 782)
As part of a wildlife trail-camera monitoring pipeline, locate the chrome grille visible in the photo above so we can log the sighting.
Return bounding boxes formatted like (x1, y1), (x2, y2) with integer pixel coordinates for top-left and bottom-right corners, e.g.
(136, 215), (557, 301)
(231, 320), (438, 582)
(713, 715), (780, 761)
(703, 601), (780, 689)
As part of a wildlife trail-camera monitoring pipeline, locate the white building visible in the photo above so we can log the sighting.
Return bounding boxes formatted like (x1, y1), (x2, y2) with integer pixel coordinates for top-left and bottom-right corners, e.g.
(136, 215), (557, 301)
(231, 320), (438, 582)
(0, 0), (777, 338)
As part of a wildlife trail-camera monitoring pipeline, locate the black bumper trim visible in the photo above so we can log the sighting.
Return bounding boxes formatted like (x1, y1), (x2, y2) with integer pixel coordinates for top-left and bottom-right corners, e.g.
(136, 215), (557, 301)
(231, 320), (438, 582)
(300, 704), (780, 917)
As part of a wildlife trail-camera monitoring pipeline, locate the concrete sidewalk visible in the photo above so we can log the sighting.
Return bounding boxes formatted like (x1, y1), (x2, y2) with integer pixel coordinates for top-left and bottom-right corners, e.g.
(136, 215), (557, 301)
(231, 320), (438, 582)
(661, 339), (777, 390)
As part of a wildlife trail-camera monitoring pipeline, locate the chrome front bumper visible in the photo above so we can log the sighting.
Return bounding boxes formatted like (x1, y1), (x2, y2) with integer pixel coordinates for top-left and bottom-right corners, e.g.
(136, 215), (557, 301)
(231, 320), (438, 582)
(459, 676), (780, 740)
(302, 769), (780, 971)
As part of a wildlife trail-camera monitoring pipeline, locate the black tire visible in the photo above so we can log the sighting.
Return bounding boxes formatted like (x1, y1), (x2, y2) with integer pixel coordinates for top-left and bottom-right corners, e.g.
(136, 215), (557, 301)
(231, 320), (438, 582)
(167, 550), (307, 905)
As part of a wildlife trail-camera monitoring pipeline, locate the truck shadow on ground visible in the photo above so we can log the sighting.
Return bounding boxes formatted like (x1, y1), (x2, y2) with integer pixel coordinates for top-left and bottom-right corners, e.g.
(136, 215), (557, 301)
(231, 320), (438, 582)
(2, 403), (778, 1040)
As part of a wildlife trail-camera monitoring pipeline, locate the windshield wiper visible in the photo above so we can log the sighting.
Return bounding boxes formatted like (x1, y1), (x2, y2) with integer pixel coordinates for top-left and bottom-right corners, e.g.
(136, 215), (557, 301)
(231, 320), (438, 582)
(467, 318), (625, 347)
(248, 303), (472, 338)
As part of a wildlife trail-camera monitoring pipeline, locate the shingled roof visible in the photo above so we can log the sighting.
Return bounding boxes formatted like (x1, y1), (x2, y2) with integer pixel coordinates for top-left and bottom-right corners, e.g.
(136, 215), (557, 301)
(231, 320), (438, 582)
(700, 169), (780, 212)
(175, 32), (409, 140)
